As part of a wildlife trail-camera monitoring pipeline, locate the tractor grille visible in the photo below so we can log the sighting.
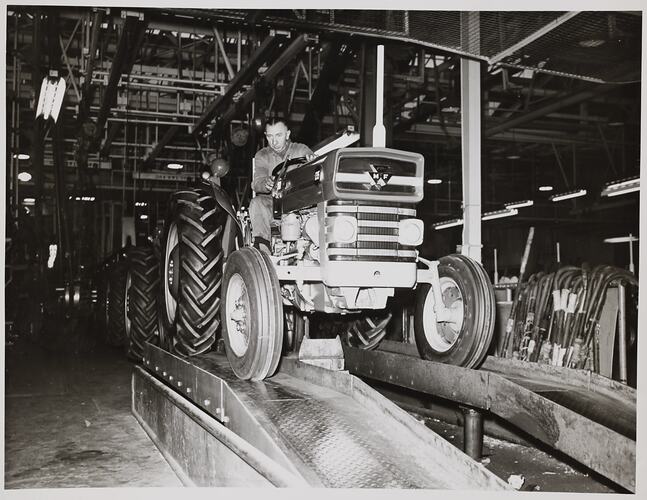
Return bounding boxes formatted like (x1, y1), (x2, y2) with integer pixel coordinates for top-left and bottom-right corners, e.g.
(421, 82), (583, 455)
(325, 202), (418, 262)
(335, 157), (421, 196)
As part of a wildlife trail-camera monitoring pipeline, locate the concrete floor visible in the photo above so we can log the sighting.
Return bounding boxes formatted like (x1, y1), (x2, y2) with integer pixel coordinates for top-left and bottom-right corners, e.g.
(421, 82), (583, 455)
(5, 339), (182, 489)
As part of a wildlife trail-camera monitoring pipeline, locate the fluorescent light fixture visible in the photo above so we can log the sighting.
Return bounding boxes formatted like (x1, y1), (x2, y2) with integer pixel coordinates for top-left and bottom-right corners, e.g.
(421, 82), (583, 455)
(23, 197), (36, 205)
(504, 200), (533, 209)
(140, 214), (149, 220)
(18, 171), (32, 182)
(135, 201), (148, 207)
(433, 218), (464, 230)
(13, 153), (30, 160)
(538, 185), (553, 192)
(427, 178), (442, 185)
(47, 244), (57, 269)
(167, 163), (183, 170)
(506, 153), (521, 160)
(604, 236), (639, 244)
(482, 208), (518, 221)
(601, 177), (640, 197)
(550, 189), (587, 202)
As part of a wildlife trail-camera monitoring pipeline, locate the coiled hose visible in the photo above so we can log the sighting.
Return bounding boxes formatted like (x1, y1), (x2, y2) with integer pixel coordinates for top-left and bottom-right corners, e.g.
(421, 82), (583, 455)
(500, 264), (638, 373)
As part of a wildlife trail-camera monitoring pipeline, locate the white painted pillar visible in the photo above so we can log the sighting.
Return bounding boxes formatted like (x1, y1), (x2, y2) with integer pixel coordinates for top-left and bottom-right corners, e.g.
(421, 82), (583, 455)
(460, 12), (482, 263)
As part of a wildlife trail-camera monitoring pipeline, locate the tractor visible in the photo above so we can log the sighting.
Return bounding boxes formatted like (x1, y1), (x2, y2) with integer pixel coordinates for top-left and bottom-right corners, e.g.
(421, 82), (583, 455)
(122, 146), (495, 380)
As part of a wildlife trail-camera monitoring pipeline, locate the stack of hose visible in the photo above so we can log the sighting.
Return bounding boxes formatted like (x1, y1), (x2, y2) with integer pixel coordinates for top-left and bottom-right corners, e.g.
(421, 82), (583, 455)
(500, 265), (638, 372)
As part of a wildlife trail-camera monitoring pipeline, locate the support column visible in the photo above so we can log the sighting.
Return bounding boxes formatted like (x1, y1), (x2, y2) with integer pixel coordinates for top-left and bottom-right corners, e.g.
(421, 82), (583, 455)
(460, 12), (482, 263)
(461, 406), (483, 460)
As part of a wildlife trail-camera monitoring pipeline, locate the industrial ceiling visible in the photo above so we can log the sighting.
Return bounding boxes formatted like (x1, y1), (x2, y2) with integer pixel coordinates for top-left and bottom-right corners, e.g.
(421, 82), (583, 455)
(5, 8), (642, 261)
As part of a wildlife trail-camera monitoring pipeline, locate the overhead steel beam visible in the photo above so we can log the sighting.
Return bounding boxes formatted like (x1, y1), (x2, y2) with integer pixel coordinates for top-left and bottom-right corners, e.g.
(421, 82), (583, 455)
(489, 12), (581, 64)
(485, 70), (640, 137)
(298, 39), (355, 145)
(95, 15), (148, 138)
(101, 121), (123, 156)
(143, 35), (281, 165)
(190, 35), (281, 136)
(219, 34), (313, 126)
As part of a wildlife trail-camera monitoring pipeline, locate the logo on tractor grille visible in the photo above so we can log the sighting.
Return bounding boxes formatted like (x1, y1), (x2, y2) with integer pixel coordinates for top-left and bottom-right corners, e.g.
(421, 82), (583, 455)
(366, 164), (392, 190)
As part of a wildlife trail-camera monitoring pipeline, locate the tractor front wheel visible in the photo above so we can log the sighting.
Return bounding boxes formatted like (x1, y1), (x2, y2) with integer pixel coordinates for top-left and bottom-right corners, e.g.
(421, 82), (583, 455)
(414, 254), (495, 369)
(221, 247), (283, 380)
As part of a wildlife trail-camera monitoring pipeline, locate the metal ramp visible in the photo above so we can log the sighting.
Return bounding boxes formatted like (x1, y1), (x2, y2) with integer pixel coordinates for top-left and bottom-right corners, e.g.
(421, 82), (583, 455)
(132, 343), (509, 489)
(344, 341), (636, 492)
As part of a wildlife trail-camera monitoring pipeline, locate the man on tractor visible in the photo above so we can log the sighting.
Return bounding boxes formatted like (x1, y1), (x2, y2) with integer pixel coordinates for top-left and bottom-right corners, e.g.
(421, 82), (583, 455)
(249, 117), (313, 252)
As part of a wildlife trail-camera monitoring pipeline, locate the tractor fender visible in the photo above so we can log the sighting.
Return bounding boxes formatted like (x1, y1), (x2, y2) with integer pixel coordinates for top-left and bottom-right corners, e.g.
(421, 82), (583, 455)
(207, 180), (244, 236)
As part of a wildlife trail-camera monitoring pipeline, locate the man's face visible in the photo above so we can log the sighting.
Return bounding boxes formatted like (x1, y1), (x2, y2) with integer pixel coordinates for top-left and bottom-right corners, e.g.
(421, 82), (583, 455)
(265, 122), (290, 152)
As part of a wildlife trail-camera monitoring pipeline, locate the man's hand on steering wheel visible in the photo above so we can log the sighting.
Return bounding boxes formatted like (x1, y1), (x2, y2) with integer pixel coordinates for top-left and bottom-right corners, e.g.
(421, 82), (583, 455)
(264, 177), (275, 191)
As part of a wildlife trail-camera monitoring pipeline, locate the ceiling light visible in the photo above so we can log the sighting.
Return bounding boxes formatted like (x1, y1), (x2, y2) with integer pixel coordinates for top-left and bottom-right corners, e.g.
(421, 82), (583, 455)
(23, 197), (36, 205)
(140, 214), (149, 220)
(578, 39), (605, 48)
(550, 189), (587, 202)
(18, 171), (32, 182)
(13, 153), (30, 160)
(482, 208), (518, 221)
(506, 153), (521, 160)
(167, 163), (183, 170)
(504, 200), (533, 209)
(601, 177), (640, 197)
(538, 185), (554, 192)
(433, 218), (464, 230)
(604, 235), (639, 244)
(427, 178), (442, 185)
(135, 201), (148, 207)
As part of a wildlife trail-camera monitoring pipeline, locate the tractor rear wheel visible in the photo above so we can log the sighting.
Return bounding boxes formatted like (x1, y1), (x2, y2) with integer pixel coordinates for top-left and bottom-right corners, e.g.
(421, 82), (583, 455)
(106, 260), (128, 347)
(414, 254), (495, 369)
(160, 188), (228, 356)
(125, 246), (159, 360)
(221, 247), (283, 380)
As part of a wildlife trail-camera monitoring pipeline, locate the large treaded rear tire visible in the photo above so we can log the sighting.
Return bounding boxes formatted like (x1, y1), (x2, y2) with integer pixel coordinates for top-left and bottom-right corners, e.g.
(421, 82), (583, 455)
(160, 188), (228, 356)
(106, 261), (128, 347)
(221, 247), (283, 380)
(414, 254), (496, 369)
(126, 246), (159, 360)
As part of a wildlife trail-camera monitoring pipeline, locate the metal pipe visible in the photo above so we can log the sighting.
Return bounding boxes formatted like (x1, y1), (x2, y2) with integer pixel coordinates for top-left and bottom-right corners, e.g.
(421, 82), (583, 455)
(461, 407), (483, 460)
(617, 284), (627, 384)
(213, 27), (235, 80)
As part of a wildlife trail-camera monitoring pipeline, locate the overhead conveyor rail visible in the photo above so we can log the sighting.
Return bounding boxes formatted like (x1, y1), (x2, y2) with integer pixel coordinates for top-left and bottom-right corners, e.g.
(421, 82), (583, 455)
(343, 341), (636, 492)
(133, 344), (510, 489)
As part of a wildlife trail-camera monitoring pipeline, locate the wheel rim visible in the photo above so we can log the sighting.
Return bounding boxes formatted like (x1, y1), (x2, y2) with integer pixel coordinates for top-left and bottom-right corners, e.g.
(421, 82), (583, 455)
(124, 271), (132, 338)
(164, 222), (179, 324)
(226, 272), (250, 357)
(422, 277), (465, 353)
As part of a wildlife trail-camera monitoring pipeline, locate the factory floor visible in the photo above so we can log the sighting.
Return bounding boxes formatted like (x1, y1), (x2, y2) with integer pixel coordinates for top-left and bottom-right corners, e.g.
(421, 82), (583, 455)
(4, 332), (617, 493)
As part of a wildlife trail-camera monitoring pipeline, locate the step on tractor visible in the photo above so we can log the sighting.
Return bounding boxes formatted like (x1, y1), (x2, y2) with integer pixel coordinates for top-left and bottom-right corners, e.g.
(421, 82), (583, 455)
(126, 146), (496, 380)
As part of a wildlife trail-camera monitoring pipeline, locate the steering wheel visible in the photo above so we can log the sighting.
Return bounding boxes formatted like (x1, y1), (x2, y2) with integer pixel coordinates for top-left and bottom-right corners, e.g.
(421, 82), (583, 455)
(271, 156), (307, 177)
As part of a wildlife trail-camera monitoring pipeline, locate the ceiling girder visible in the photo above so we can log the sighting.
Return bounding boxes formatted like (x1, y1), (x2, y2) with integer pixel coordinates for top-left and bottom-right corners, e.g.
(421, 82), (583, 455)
(95, 15), (148, 139)
(219, 34), (313, 126)
(143, 34), (282, 165)
(484, 70), (640, 138)
(298, 39), (355, 144)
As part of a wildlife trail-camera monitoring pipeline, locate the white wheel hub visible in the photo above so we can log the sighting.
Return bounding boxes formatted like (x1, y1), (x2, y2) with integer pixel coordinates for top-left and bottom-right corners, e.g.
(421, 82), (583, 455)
(163, 222), (179, 323)
(226, 273), (250, 357)
(422, 277), (465, 352)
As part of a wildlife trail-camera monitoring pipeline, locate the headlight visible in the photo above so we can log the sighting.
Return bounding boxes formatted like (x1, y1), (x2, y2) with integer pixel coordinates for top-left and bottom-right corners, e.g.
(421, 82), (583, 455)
(398, 218), (424, 246)
(329, 216), (358, 243)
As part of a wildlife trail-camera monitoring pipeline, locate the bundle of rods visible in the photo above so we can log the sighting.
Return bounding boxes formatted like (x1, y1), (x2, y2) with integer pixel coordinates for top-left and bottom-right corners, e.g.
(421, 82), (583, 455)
(500, 265), (638, 371)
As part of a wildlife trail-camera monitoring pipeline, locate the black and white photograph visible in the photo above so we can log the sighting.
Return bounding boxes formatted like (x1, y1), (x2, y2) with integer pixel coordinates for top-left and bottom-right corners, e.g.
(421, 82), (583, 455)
(2, 3), (644, 497)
